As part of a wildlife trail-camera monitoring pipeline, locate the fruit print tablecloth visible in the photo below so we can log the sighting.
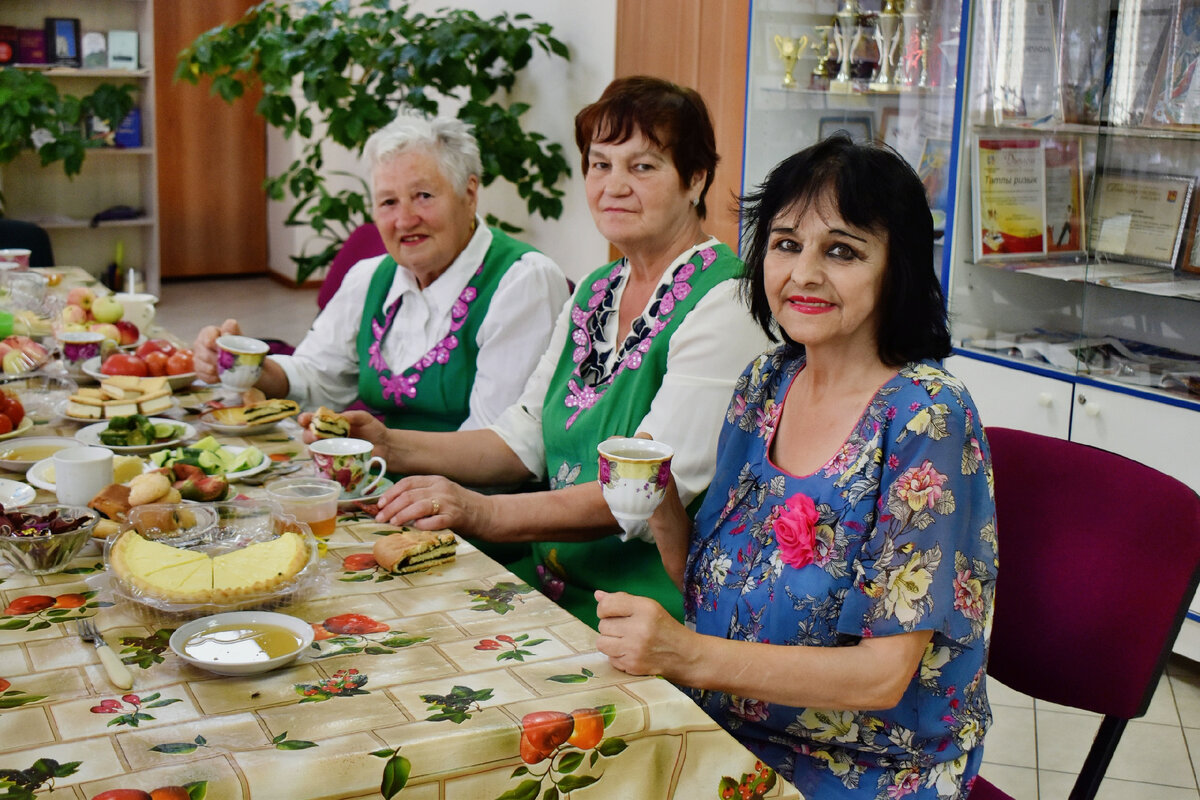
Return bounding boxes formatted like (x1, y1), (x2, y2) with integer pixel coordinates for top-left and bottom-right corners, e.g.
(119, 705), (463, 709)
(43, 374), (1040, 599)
(0, 391), (803, 799)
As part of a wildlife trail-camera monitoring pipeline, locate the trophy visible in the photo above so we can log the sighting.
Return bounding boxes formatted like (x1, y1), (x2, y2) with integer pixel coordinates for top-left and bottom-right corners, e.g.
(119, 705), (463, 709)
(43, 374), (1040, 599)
(830, 0), (861, 94)
(774, 33), (809, 89)
(899, 0), (925, 90)
(810, 26), (836, 91)
(870, 0), (903, 91)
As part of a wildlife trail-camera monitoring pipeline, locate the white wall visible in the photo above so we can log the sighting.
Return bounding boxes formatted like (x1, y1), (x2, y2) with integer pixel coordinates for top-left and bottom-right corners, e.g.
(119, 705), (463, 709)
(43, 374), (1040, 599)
(267, 0), (616, 284)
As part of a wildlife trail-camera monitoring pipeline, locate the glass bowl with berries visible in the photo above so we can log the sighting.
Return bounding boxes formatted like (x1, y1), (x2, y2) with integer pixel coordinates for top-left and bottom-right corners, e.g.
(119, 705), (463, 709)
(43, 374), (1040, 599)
(0, 504), (100, 575)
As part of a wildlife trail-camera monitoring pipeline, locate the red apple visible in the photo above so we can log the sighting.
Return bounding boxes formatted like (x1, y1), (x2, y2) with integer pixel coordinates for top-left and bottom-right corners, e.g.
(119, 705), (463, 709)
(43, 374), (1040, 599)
(136, 338), (175, 359)
(114, 320), (140, 346)
(67, 287), (95, 310)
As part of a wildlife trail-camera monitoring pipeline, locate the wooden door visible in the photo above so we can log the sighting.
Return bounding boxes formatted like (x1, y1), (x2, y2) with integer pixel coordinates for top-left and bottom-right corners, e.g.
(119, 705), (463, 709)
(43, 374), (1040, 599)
(154, 1), (267, 278)
(616, 0), (750, 251)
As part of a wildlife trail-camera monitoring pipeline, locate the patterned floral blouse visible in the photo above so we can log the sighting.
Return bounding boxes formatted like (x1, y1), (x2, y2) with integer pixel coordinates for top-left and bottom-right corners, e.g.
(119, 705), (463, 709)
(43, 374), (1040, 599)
(686, 349), (997, 800)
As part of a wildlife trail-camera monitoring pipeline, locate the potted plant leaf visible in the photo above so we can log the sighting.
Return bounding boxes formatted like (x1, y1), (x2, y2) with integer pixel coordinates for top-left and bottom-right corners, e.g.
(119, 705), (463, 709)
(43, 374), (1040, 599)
(176, 0), (572, 284)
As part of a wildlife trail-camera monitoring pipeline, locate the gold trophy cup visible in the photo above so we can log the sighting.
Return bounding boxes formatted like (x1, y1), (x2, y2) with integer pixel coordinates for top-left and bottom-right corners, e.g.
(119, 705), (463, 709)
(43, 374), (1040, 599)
(774, 34), (809, 89)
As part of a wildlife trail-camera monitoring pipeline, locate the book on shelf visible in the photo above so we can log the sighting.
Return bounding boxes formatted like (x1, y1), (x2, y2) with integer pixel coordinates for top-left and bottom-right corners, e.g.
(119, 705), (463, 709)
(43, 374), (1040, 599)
(114, 108), (142, 148)
(17, 29), (46, 65)
(107, 30), (138, 71)
(45, 17), (81, 68)
(82, 30), (107, 69)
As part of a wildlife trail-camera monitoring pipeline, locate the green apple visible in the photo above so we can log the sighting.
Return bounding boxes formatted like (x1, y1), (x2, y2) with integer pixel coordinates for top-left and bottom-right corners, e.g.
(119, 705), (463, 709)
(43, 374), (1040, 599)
(91, 295), (124, 324)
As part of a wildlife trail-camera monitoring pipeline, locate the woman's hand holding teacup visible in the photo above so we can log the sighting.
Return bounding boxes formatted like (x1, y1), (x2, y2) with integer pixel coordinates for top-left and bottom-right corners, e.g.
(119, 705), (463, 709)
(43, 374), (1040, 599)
(596, 436), (675, 539)
(193, 319), (241, 384)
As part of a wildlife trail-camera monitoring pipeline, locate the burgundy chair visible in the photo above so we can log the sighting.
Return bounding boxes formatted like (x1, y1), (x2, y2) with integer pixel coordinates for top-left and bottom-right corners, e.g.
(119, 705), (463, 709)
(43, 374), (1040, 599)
(971, 428), (1200, 800)
(317, 223), (385, 310)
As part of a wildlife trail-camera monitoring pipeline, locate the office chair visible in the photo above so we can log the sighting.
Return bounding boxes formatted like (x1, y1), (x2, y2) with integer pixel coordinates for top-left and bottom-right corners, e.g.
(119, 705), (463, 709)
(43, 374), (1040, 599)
(970, 428), (1200, 800)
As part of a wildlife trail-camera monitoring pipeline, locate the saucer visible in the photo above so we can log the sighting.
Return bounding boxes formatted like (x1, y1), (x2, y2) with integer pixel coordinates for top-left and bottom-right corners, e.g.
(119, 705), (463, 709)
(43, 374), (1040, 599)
(337, 477), (394, 510)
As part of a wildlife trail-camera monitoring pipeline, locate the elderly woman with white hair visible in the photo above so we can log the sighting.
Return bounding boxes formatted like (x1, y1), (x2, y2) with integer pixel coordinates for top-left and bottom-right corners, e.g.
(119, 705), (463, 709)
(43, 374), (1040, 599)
(193, 111), (570, 433)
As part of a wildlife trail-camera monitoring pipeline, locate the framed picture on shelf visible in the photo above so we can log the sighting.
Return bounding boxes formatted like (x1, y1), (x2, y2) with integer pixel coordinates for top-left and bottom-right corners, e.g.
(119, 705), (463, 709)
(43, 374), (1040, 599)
(918, 137), (953, 218)
(1145, 0), (1200, 128)
(1090, 171), (1195, 268)
(44, 17), (80, 67)
(1180, 199), (1200, 274)
(990, 0), (1059, 123)
(878, 106), (901, 146)
(1055, 0), (1111, 123)
(971, 137), (1047, 261)
(1043, 136), (1085, 254)
(818, 114), (873, 143)
(1109, 0), (1176, 126)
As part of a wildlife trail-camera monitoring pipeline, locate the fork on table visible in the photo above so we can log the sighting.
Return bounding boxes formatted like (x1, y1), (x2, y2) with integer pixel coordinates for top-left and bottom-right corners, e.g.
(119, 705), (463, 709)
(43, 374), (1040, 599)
(76, 618), (134, 690)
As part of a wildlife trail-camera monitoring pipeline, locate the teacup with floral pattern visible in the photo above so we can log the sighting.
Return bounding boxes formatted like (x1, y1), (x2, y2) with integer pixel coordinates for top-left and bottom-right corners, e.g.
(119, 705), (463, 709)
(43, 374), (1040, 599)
(216, 334), (269, 392)
(596, 437), (674, 538)
(308, 437), (386, 496)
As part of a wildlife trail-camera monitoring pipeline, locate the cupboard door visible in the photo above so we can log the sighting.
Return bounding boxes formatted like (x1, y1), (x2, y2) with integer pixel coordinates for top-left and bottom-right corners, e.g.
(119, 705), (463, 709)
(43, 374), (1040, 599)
(153, 1), (267, 278)
(946, 355), (1073, 439)
(1069, 386), (1200, 492)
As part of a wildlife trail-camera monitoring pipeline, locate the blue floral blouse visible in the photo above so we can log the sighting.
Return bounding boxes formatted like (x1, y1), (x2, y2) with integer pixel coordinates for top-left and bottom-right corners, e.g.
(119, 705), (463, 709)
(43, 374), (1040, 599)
(686, 350), (997, 799)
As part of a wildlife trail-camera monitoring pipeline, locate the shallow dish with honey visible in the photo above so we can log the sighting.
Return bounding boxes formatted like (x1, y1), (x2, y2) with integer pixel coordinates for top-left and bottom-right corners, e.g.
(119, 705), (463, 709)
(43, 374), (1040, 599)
(169, 610), (313, 675)
(104, 500), (319, 615)
(0, 436), (80, 473)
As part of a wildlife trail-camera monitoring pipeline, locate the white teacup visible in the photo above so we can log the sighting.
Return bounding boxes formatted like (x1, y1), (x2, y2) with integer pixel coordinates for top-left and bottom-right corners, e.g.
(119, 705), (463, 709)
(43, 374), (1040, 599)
(215, 334), (269, 392)
(113, 292), (157, 331)
(597, 437), (674, 538)
(0, 249), (31, 270)
(56, 330), (106, 377)
(54, 446), (113, 506)
(308, 437), (386, 497)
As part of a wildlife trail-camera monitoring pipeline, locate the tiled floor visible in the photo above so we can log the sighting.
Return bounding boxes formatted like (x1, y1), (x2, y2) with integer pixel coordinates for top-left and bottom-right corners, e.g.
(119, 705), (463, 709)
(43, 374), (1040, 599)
(158, 274), (1200, 799)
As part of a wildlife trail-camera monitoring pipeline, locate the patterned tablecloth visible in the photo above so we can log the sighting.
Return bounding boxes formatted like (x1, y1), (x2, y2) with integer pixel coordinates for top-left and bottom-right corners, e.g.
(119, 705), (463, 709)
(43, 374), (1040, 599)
(0, 276), (802, 800)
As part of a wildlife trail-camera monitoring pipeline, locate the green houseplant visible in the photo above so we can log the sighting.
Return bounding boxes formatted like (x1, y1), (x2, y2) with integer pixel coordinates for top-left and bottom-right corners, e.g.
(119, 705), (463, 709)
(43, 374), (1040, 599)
(176, 0), (573, 284)
(0, 68), (137, 208)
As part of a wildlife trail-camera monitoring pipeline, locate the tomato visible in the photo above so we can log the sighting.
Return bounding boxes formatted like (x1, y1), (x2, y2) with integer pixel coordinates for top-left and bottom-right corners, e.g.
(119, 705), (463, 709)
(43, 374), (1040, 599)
(0, 391), (24, 426)
(0, 413), (14, 435)
(166, 350), (194, 375)
(144, 351), (169, 377)
(101, 353), (149, 377)
(135, 338), (175, 360)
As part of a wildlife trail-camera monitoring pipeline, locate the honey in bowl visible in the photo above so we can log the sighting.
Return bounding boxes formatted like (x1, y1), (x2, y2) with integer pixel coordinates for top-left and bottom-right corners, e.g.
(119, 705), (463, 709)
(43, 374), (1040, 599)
(0, 443), (69, 462)
(182, 622), (303, 664)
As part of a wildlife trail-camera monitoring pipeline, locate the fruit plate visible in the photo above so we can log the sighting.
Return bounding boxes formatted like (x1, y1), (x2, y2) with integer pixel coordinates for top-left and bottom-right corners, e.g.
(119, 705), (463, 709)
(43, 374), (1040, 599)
(0, 436), (80, 474)
(75, 419), (196, 455)
(337, 476), (395, 511)
(198, 409), (282, 437)
(81, 355), (197, 391)
(0, 478), (36, 508)
(0, 416), (34, 442)
(223, 446), (272, 482)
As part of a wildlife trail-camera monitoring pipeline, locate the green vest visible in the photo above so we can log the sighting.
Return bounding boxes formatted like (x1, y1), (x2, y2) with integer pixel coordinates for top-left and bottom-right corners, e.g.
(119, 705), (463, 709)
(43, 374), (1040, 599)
(512, 244), (743, 629)
(355, 228), (536, 432)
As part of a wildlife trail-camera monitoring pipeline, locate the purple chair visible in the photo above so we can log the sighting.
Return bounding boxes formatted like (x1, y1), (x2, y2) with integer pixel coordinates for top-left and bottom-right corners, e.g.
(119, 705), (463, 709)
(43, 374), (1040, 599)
(317, 223), (386, 310)
(970, 428), (1200, 800)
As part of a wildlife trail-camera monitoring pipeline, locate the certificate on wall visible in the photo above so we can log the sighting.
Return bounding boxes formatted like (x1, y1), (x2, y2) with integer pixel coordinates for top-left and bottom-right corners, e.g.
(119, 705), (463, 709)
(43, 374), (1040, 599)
(991, 0), (1059, 122)
(972, 138), (1047, 260)
(1090, 172), (1195, 268)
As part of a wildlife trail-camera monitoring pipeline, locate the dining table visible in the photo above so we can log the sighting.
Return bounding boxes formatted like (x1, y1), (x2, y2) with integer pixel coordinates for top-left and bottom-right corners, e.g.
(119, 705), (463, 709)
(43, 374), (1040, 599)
(0, 268), (803, 800)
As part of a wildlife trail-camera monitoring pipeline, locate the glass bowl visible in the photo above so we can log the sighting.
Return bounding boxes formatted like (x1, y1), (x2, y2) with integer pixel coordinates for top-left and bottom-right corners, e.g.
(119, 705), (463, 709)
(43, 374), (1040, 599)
(0, 504), (100, 575)
(0, 372), (77, 424)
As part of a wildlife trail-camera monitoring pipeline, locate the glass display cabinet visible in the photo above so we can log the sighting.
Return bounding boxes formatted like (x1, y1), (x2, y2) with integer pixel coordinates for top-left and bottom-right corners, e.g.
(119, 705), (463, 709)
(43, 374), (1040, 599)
(944, 0), (1200, 658)
(743, 0), (965, 275)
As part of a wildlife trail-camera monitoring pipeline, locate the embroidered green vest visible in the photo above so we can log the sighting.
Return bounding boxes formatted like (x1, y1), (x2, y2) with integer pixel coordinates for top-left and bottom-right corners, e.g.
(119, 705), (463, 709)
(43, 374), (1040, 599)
(355, 228), (536, 433)
(511, 244), (743, 629)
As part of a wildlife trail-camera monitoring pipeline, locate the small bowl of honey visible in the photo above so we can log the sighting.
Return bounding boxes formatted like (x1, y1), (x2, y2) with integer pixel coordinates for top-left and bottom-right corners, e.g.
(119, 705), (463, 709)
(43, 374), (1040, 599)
(169, 610), (314, 676)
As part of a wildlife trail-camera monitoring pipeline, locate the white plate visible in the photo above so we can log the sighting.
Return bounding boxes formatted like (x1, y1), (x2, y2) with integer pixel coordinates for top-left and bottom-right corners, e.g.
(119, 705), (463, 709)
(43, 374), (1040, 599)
(0, 416), (34, 441)
(0, 436), (81, 474)
(198, 408), (281, 437)
(337, 476), (394, 510)
(168, 610), (314, 676)
(0, 478), (36, 508)
(75, 418), (196, 455)
(223, 446), (271, 481)
(81, 355), (198, 391)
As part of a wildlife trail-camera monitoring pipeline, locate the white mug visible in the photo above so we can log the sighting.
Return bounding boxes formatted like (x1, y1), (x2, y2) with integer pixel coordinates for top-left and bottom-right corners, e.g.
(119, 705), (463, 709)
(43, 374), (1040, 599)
(54, 446), (114, 506)
(113, 292), (157, 331)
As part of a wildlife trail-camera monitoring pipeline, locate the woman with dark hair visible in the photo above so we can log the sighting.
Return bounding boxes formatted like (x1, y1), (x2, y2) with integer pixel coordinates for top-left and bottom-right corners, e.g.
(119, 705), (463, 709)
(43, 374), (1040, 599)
(594, 135), (996, 798)
(312, 76), (768, 628)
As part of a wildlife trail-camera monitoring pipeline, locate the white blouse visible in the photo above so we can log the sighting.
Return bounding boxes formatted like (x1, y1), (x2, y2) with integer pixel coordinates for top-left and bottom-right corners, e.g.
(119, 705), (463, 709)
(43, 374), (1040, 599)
(490, 240), (772, 538)
(275, 221), (570, 430)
